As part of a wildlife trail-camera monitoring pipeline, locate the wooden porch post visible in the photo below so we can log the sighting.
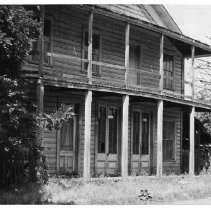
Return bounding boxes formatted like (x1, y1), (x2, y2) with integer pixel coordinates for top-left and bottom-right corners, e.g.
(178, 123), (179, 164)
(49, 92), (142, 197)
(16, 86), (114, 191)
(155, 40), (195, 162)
(83, 90), (92, 179)
(37, 5), (45, 118)
(121, 95), (129, 178)
(159, 34), (164, 93)
(189, 106), (195, 176)
(88, 11), (93, 84)
(157, 100), (163, 178)
(191, 45), (195, 100)
(125, 23), (130, 88)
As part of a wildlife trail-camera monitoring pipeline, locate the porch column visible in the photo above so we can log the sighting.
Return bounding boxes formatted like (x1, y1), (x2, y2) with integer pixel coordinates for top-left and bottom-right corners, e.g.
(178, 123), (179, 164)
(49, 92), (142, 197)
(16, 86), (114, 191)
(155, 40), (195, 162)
(125, 23), (130, 88)
(191, 45), (195, 100)
(189, 106), (195, 176)
(83, 90), (92, 179)
(159, 34), (164, 93)
(87, 11), (93, 84)
(157, 100), (163, 178)
(121, 95), (129, 178)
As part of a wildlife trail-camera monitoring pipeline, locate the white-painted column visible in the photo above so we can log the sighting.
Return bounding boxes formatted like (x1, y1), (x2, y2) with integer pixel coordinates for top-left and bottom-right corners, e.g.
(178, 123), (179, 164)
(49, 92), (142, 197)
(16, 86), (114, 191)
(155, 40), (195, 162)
(87, 11), (93, 84)
(121, 95), (129, 178)
(159, 34), (164, 93)
(125, 23), (130, 88)
(157, 100), (163, 178)
(83, 90), (92, 179)
(189, 106), (195, 176)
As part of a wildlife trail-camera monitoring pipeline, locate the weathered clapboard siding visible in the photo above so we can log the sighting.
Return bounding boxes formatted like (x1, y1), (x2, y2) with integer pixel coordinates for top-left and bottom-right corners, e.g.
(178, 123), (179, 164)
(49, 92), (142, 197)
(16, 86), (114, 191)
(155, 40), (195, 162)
(22, 5), (183, 95)
(42, 87), (85, 174)
(152, 107), (182, 174)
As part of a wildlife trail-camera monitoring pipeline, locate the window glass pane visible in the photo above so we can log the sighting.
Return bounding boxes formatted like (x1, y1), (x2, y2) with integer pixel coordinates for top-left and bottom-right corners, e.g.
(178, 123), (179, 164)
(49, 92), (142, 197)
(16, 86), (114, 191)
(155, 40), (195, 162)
(108, 108), (117, 154)
(60, 118), (74, 150)
(98, 107), (106, 153)
(133, 111), (140, 154)
(129, 45), (141, 69)
(163, 121), (175, 160)
(44, 19), (51, 37)
(142, 113), (149, 155)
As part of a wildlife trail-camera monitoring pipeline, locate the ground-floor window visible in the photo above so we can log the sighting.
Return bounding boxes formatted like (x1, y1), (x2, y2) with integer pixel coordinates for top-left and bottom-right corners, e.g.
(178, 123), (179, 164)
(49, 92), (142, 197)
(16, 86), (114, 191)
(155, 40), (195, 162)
(163, 121), (175, 161)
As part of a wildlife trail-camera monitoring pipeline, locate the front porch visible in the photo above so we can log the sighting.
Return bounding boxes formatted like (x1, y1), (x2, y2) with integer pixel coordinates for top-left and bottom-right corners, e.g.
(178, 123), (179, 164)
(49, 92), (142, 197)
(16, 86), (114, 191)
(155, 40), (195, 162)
(42, 86), (195, 178)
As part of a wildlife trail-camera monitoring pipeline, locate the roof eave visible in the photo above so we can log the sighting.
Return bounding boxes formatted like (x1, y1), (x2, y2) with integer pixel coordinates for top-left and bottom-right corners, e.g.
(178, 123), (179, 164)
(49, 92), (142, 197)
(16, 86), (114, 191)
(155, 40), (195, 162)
(80, 4), (211, 57)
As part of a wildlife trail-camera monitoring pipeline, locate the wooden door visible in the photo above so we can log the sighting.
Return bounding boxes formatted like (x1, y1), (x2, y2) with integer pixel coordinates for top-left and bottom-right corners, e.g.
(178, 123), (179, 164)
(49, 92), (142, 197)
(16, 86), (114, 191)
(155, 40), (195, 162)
(131, 111), (151, 175)
(96, 106), (119, 176)
(57, 117), (77, 174)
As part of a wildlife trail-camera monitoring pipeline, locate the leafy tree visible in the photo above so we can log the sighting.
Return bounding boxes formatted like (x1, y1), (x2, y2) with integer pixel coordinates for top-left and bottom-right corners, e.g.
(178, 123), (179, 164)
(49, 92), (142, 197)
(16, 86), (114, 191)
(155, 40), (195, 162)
(0, 6), (73, 187)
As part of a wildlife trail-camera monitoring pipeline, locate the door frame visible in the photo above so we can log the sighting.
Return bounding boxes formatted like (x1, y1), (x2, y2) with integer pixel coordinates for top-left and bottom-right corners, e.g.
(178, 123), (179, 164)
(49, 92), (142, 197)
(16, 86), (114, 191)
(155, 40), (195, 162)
(130, 107), (152, 174)
(56, 114), (77, 174)
(95, 102), (120, 175)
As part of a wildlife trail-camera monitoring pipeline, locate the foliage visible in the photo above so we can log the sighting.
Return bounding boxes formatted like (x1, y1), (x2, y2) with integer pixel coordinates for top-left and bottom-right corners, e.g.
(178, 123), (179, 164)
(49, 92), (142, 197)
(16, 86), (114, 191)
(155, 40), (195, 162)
(0, 6), (74, 187)
(0, 5), (40, 77)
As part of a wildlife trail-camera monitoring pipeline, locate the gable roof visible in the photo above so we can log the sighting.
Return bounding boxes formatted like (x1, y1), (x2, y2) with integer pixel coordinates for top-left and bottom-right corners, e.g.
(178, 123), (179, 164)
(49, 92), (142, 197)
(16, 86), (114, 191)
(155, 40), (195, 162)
(96, 4), (182, 34)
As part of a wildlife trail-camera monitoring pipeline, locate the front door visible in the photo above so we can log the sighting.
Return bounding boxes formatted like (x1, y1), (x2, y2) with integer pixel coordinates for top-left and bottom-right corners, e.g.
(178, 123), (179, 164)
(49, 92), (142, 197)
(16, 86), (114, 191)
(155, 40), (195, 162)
(96, 106), (119, 176)
(57, 116), (77, 174)
(131, 110), (151, 175)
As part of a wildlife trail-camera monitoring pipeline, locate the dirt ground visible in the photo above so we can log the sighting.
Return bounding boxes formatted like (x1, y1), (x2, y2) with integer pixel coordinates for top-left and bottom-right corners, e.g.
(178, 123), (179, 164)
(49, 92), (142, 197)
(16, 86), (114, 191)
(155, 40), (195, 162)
(170, 197), (211, 205)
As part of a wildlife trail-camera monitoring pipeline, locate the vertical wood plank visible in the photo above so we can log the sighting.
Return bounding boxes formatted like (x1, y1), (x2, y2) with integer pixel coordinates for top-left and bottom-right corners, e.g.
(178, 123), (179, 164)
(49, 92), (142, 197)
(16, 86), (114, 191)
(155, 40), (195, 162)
(88, 11), (93, 84)
(159, 34), (164, 92)
(191, 45), (195, 100)
(157, 100), (163, 178)
(83, 90), (92, 179)
(125, 23), (130, 88)
(121, 95), (129, 177)
(189, 106), (195, 176)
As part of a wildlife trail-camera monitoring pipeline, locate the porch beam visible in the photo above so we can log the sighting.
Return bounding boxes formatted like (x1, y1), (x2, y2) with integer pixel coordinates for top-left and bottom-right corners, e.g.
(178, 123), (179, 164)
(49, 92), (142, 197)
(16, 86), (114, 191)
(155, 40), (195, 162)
(189, 106), (195, 176)
(88, 11), (93, 84)
(159, 34), (164, 93)
(121, 95), (129, 178)
(83, 90), (92, 179)
(191, 45), (195, 100)
(157, 100), (163, 178)
(125, 23), (130, 88)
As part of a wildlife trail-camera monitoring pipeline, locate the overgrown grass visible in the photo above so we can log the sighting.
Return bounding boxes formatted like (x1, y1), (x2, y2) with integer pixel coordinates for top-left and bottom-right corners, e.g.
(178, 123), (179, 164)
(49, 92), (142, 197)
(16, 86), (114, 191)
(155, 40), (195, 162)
(2, 175), (211, 204)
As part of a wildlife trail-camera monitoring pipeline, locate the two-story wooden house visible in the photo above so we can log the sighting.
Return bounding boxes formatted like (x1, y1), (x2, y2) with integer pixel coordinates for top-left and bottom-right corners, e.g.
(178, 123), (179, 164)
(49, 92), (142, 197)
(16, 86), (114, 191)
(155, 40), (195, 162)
(23, 5), (211, 178)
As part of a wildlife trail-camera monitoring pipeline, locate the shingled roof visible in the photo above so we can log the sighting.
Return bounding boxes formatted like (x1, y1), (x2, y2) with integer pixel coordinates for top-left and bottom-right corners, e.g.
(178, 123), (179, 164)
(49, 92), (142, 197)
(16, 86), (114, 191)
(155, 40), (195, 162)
(96, 4), (182, 34)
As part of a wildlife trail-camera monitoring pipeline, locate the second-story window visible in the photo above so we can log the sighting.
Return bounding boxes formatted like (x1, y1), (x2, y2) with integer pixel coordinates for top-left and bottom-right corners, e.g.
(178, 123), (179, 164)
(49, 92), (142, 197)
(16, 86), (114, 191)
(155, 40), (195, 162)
(30, 18), (52, 65)
(163, 54), (174, 90)
(82, 31), (101, 75)
(129, 45), (141, 85)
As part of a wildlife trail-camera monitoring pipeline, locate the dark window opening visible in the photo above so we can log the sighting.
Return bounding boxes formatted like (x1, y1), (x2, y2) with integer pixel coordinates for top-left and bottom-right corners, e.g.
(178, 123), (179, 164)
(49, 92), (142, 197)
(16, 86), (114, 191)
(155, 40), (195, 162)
(98, 107), (106, 153)
(30, 18), (52, 65)
(108, 108), (118, 154)
(60, 118), (74, 151)
(163, 121), (175, 161)
(163, 54), (174, 90)
(133, 111), (140, 154)
(142, 113), (150, 155)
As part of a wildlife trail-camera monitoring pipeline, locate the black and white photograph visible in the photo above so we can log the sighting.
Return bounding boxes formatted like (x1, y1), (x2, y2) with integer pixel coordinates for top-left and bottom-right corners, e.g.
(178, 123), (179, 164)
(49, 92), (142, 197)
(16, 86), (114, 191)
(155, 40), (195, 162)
(1, 0), (211, 205)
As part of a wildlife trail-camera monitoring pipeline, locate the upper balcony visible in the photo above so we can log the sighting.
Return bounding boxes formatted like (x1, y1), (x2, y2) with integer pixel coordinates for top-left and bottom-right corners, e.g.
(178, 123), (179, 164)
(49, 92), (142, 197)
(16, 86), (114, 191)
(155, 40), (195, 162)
(21, 5), (211, 110)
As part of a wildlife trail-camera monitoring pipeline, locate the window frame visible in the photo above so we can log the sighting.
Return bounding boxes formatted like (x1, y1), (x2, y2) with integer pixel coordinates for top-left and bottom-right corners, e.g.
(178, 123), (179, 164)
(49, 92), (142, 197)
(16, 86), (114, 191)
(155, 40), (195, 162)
(163, 120), (176, 162)
(131, 109), (151, 156)
(28, 15), (53, 67)
(163, 53), (175, 91)
(82, 27), (102, 76)
(129, 40), (144, 85)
